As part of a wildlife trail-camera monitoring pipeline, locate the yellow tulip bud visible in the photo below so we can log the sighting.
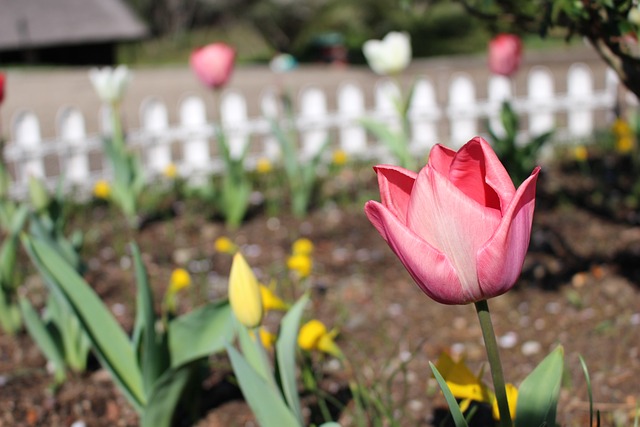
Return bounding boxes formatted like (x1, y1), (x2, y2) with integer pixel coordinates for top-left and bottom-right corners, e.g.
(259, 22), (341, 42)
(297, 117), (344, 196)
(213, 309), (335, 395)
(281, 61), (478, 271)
(250, 326), (277, 349)
(164, 163), (178, 179)
(259, 283), (289, 312)
(228, 253), (264, 328)
(169, 268), (191, 293)
(616, 135), (635, 154)
(287, 254), (313, 278)
(93, 180), (111, 199)
(256, 158), (273, 174)
(573, 145), (588, 162)
(292, 238), (314, 256)
(332, 149), (348, 166)
(298, 319), (342, 358)
(215, 236), (237, 254)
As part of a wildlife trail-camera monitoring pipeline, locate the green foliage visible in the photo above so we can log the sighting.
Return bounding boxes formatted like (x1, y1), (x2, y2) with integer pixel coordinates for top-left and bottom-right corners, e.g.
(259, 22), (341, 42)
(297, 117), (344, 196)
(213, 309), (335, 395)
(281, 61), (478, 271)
(0, 203), (28, 334)
(429, 362), (469, 427)
(23, 236), (235, 426)
(486, 100), (553, 185)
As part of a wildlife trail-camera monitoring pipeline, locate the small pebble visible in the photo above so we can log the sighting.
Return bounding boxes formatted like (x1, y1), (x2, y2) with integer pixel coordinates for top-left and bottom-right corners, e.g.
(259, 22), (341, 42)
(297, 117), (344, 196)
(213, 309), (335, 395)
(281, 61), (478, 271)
(71, 421), (87, 427)
(521, 341), (542, 356)
(545, 302), (561, 314)
(409, 399), (424, 412)
(498, 331), (518, 349)
(387, 303), (403, 318)
(119, 256), (131, 270)
(266, 217), (280, 231)
(630, 313), (640, 326)
(111, 303), (126, 317)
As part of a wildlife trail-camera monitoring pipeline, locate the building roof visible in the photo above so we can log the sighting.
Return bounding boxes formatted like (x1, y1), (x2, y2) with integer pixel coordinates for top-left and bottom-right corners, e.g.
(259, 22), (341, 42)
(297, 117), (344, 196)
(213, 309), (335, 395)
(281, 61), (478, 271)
(0, 0), (148, 50)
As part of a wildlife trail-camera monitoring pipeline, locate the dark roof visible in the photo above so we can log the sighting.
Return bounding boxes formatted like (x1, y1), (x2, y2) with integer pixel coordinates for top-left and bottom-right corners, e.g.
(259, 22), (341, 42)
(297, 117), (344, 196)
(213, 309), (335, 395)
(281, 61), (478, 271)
(0, 0), (148, 50)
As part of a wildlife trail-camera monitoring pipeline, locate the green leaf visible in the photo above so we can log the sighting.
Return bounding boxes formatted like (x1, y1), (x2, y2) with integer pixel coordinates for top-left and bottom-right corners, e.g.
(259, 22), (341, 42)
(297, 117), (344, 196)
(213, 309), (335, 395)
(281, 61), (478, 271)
(275, 294), (309, 425)
(46, 294), (89, 373)
(131, 243), (168, 395)
(429, 362), (469, 427)
(359, 118), (410, 167)
(515, 345), (564, 427)
(227, 345), (300, 427)
(141, 363), (196, 427)
(25, 236), (145, 411)
(236, 322), (276, 387)
(19, 296), (66, 384)
(168, 300), (234, 368)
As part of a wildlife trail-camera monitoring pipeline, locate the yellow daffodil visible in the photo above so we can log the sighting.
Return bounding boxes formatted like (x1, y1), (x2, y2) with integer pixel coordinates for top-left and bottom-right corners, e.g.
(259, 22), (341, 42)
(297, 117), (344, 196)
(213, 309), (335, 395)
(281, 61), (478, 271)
(616, 135), (635, 154)
(292, 238), (314, 256)
(256, 158), (273, 174)
(612, 118), (632, 137)
(435, 352), (517, 420)
(169, 268), (191, 293)
(250, 326), (277, 349)
(260, 283), (290, 312)
(287, 253), (313, 278)
(574, 145), (588, 162)
(298, 319), (342, 358)
(164, 163), (178, 179)
(332, 149), (348, 166)
(93, 180), (111, 199)
(228, 252), (263, 328)
(214, 236), (237, 254)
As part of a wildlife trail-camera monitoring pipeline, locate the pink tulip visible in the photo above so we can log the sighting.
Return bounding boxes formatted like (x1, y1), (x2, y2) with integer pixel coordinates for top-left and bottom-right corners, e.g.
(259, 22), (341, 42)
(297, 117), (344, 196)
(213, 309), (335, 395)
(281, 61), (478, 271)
(365, 137), (539, 305)
(0, 72), (5, 104)
(190, 43), (236, 90)
(488, 34), (522, 77)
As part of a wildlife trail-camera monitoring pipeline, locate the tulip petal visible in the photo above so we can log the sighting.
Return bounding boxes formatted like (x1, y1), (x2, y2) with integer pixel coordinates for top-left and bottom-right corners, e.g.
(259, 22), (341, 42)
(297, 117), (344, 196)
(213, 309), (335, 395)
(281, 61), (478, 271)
(476, 167), (539, 298)
(365, 200), (469, 304)
(471, 137), (516, 212)
(374, 165), (417, 224)
(427, 144), (456, 176)
(407, 165), (501, 302)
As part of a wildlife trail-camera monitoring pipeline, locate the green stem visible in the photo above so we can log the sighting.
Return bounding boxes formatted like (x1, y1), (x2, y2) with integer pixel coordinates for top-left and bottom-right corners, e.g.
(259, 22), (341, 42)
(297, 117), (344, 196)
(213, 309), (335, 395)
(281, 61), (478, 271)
(474, 299), (512, 427)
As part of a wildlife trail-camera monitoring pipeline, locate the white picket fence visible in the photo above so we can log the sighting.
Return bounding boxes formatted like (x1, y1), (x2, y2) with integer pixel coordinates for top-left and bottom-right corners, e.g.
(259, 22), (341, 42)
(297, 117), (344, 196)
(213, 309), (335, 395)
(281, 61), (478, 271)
(2, 63), (623, 199)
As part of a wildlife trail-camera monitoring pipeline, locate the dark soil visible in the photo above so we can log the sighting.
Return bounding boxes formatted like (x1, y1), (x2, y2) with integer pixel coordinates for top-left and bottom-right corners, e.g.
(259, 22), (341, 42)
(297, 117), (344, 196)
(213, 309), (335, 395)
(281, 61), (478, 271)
(1, 160), (639, 427)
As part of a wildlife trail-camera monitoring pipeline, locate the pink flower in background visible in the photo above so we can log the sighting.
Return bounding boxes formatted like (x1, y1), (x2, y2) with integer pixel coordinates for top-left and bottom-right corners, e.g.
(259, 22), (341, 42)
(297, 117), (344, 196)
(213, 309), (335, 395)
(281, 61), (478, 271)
(364, 137), (539, 305)
(190, 43), (236, 90)
(0, 72), (5, 104)
(488, 34), (522, 77)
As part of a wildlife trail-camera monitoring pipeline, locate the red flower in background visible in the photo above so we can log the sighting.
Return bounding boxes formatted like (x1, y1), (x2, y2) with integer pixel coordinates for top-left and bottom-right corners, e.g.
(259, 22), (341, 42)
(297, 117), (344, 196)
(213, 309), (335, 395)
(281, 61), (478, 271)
(488, 34), (522, 77)
(0, 73), (5, 104)
(190, 43), (236, 90)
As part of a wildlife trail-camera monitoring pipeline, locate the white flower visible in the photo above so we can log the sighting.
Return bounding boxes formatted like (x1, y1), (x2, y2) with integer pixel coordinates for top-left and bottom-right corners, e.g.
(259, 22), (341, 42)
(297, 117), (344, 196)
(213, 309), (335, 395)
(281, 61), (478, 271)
(363, 31), (412, 76)
(88, 65), (131, 104)
(629, 6), (640, 26)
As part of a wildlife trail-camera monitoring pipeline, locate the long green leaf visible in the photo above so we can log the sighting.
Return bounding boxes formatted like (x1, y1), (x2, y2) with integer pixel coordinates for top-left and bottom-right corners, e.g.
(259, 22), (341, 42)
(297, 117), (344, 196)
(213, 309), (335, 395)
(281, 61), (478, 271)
(429, 362), (469, 427)
(19, 296), (66, 384)
(515, 345), (564, 427)
(227, 345), (300, 427)
(168, 300), (234, 368)
(236, 321), (276, 387)
(141, 363), (196, 427)
(131, 243), (168, 395)
(276, 294), (309, 425)
(25, 236), (145, 411)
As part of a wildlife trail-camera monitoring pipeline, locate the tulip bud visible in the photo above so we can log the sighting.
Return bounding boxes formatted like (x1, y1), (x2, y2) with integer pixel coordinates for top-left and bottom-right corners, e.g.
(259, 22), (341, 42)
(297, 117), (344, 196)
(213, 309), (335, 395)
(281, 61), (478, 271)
(488, 34), (522, 77)
(0, 72), (6, 105)
(190, 43), (236, 90)
(28, 175), (50, 212)
(228, 252), (263, 328)
(88, 66), (131, 104)
(362, 32), (412, 76)
(298, 319), (342, 358)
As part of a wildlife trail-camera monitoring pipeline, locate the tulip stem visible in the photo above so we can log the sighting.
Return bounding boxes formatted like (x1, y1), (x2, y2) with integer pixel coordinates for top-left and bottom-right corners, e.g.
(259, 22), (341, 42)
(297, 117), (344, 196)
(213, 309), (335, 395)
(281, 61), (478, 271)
(474, 299), (512, 427)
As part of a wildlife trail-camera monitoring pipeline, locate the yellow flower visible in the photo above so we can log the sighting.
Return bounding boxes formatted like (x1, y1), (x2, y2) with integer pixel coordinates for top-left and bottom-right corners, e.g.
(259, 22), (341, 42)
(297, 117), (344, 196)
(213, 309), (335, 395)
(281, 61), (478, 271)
(574, 145), (588, 162)
(169, 268), (191, 293)
(250, 326), (277, 349)
(435, 352), (517, 420)
(256, 158), (273, 174)
(228, 252), (264, 328)
(616, 135), (635, 154)
(260, 283), (290, 312)
(298, 319), (342, 358)
(287, 254), (313, 278)
(214, 236), (237, 254)
(332, 149), (348, 166)
(612, 118), (632, 137)
(164, 163), (178, 179)
(93, 180), (111, 199)
(292, 238), (314, 256)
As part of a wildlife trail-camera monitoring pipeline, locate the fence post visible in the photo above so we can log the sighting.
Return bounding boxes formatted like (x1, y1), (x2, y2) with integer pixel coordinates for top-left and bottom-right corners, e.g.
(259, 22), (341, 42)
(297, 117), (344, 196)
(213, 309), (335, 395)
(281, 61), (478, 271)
(447, 73), (477, 147)
(337, 83), (367, 155)
(487, 75), (513, 139)
(260, 88), (282, 160)
(179, 95), (211, 179)
(299, 87), (328, 160)
(220, 91), (249, 159)
(527, 66), (555, 136)
(140, 97), (171, 174)
(12, 111), (45, 184)
(409, 77), (439, 154)
(57, 107), (90, 185)
(567, 63), (594, 139)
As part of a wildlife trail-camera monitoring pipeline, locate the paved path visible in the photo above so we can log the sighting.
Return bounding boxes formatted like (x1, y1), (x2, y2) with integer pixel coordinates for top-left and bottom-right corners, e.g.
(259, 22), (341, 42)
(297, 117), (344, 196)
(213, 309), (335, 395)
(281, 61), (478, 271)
(0, 45), (609, 140)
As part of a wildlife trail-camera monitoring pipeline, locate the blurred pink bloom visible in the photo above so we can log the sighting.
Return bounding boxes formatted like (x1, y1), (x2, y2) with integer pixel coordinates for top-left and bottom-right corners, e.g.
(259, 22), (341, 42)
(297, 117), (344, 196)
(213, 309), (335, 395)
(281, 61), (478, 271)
(190, 43), (236, 90)
(0, 72), (5, 104)
(365, 137), (539, 305)
(488, 34), (522, 77)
